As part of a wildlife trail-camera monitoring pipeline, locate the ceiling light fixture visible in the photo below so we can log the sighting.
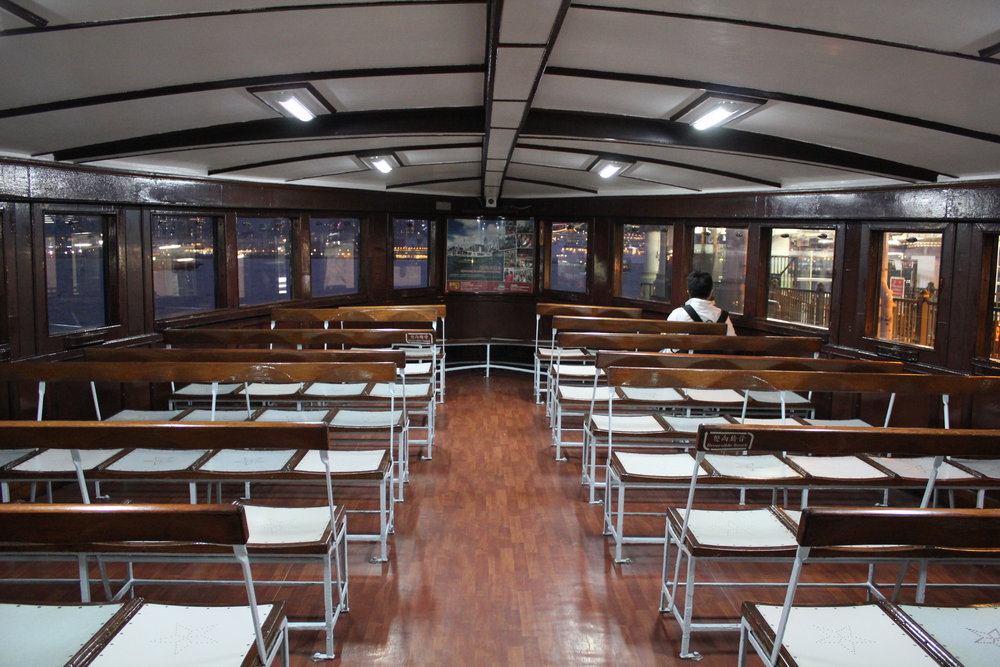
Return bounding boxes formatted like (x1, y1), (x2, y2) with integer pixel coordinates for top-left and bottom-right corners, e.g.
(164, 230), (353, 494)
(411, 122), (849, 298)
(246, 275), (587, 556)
(590, 158), (634, 179)
(359, 154), (400, 174)
(248, 84), (332, 122)
(673, 93), (765, 131)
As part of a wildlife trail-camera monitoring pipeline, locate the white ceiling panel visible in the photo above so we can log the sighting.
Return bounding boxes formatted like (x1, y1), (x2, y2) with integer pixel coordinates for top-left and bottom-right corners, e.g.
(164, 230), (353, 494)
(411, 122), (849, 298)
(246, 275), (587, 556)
(316, 73), (482, 113)
(499, 0), (564, 44)
(493, 47), (546, 100)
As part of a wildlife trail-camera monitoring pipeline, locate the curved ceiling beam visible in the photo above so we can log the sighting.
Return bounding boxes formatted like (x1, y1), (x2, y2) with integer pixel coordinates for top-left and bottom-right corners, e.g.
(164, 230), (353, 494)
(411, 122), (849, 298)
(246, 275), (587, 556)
(517, 142), (780, 188)
(505, 177), (598, 194)
(522, 109), (942, 182)
(0, 65), (484, 119)
(546, 66), (1000, 146)
(50, 107), (485, 162)
(209, 141), (483, 175)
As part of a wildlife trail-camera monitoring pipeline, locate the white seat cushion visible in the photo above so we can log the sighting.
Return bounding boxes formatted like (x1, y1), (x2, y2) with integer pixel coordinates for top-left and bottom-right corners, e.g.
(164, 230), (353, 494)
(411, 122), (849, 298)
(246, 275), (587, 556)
(802, 418), (872, 427)
(0, 602), (130, 667)
(88, 602), (277, 667)
(302, 382), (369, 397)
(552, 364), (602, 378)
(13, 448), (120, 472)
(105, 409), (184, 421)
(683, 388), (744, 403)
(244, 504), (333, 545)
(329, 409), (402, 428)
(368, 382), (432, 398)
(590, 414), (667, 434)
(294, 449), (386, 474)
(198, 449), (297, 473)
(750, 603), (940, 666)
(663, 415), (730, 434)
(253, 409), (331, 423)
(172, 382), (242, 396)
(899, 604), (1000, 666)
(746, 390), (811, 405)
(178, 409), (252, 422)
(787, 455), (889, 480)
(704, 454), (801, 479)
(616, 452), (703, 478)
(557, 385), (613, 401)
(949, 458), (1000, 480)
(731, 417), (797, 426)
(104, 448), (208, 472)
(867, 456), (977, 481)
(237, 382), (302, 396)
(678, 508), (797, 548)
(0, 449), (35, 467)
(618, 386), (685, 403)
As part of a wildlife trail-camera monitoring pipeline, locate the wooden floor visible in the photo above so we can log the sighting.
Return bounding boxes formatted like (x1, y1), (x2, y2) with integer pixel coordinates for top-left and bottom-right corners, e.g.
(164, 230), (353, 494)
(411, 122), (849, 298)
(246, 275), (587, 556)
(3, 371), (999, 665)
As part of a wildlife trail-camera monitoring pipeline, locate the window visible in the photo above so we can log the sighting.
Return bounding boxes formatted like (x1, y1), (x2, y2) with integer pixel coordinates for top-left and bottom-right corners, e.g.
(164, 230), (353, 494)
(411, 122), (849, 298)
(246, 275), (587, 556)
(393, 218), (430, 290)
(690, 226), (747, 314)
(618, 223), (673, 301)
(311, 217), (361, 297)
(237, 216), (292, 306)
(767, 228), (836, 328)
(549, 222), (588, 293)
(991, 239), (1000, 361)
(44, 213), (108, 335)
(875, 231), (942, 347)
(152, 214), (217, 319)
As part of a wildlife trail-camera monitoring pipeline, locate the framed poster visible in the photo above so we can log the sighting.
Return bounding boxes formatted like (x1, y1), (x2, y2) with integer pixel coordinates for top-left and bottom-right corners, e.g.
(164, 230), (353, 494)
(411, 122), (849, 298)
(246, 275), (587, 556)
(445, 218), (535, 293)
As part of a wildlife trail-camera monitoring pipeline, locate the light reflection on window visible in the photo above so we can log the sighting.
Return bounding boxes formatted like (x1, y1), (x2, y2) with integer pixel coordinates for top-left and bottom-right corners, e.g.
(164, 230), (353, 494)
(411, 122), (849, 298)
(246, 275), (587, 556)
(45, 213), (107, 334)
(690, 226), (746, 314)
(311, 217), (360, 297)
(618, 223), (673, 301)
(767, 228), (836, 329)
(875, 231), (941, 347)
(550, 222), (588, 293)
(237, 216), (292, 306)
(152, 215), (217, 318)
(393, 218), (430, 290)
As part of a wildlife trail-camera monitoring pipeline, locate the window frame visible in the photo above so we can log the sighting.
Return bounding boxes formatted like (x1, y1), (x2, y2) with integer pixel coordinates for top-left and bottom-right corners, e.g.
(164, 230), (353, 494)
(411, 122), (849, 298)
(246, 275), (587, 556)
(612, 220), (676, 306)
(33, 203), (124, 353)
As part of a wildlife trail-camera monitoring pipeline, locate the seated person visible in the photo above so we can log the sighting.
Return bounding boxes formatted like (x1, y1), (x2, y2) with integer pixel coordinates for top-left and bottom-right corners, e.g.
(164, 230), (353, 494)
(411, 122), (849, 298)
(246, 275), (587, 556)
(667, 271), (737, 336)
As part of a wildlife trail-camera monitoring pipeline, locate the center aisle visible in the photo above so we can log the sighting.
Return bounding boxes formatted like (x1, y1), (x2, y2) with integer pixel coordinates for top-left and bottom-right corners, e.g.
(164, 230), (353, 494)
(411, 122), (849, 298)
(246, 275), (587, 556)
(320, 371), (736, 665)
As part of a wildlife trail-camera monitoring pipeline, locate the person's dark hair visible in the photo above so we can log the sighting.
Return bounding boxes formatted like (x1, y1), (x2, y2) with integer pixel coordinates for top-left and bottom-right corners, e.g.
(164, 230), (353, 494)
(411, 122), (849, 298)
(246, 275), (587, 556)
(686, 271), (714, 299)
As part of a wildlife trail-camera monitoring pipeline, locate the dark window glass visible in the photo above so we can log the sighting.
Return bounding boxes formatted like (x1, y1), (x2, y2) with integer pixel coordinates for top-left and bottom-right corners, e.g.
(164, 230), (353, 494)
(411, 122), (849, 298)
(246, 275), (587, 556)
(991, 240), (1000, 361)
(690, 226), (747, 314)
(875, 231), (941, 347)
(152, 214), (217, 318)
(767, 228), (836, 329)
(237, 216), (292, 306)
(550, 222), (588, 293)
(393, 218), (430, 290)
(45, 213), (107, 335)
(618, 223), (673, 301)
(311, 217), (360, 297)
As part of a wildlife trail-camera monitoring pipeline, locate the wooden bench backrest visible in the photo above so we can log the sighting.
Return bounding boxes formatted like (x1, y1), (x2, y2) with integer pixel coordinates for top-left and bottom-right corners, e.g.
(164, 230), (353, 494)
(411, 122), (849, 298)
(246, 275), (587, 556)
(607, 367), (1000, 395)
(0, 503), (249, 545)
(162, 327), (434, 348)
(272, 305), (440, 325)
(697, 423), (1000, 457)
(568, 334), (822, 355)
(553, 317), (726, 336)
(536, 303), (642, 318)
(797, 507), (1000, 549)
(0, 421), (331, 452)
(84, 347), (407, 368)
(596, 350), (903, 372)
(0, 360), (399, 384)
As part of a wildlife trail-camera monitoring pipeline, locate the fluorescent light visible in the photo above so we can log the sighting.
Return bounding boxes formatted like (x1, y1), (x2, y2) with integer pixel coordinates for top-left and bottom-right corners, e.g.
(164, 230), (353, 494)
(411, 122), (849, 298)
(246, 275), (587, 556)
(277, 96), (315, 122)
(591, 158), (634, 179)
(691, 105), (739, 131)
(371, 158), (393, 174)
(674, 94), (765, 130)
(598, 163), (624, 178)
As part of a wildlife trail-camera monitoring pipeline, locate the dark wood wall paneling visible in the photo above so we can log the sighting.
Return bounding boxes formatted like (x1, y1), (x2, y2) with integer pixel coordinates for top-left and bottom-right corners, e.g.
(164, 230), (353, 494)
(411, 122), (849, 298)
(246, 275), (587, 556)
(3, 158), (1000, 423)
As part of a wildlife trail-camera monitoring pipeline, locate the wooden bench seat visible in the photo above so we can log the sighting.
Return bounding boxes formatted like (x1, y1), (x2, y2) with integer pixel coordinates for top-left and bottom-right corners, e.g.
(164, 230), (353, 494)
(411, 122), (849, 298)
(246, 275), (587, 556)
(657, 423), (1000, 660)
(739, 507), (1000, 667)
(0, 502), (291, 665)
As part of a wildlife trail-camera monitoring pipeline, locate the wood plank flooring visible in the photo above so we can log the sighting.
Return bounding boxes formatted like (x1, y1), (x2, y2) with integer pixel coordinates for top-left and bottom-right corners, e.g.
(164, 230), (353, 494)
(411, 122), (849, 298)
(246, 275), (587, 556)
(3, 371), (998, 665)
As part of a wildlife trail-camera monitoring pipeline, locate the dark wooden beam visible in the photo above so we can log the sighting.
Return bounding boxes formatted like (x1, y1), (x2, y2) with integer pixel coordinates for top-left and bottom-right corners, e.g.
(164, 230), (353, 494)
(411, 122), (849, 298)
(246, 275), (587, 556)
(0, 0), (47, 27)
(522, 109), (942, 183)
(50, 107), (485, 162)
(505, 176), (598, 194)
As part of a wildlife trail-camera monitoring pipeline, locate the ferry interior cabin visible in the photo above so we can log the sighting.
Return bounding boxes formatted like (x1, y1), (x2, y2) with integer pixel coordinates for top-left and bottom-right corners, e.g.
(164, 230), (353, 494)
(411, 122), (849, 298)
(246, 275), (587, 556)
(3, 1), (1000, 665)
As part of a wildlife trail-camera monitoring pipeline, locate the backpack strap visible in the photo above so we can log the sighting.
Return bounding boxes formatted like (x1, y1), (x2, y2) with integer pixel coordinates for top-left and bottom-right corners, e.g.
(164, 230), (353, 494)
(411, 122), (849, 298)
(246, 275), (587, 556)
(682, 305), (703, 322)
(717, 310), (729, 324)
